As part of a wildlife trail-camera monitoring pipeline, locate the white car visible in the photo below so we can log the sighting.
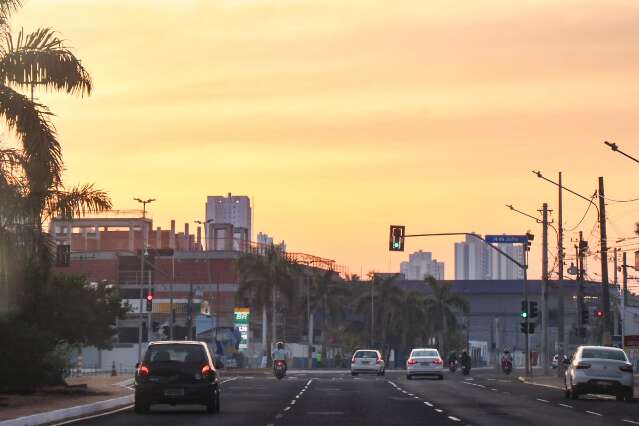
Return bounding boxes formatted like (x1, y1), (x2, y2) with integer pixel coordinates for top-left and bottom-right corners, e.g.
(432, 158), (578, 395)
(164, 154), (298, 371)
(351, 349), (385, 376)
(406, 348), (444, 380)
(564, 345), (634, 401)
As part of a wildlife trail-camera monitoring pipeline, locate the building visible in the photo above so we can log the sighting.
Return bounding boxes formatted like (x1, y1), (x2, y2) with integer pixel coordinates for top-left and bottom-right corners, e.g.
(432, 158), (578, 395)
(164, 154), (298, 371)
(257, 232), (287, 252)
(455, 234), (524, 280)
(454, 234), (490, 280)
(400, 250), (445, 280)
(205, 194), (251, 248)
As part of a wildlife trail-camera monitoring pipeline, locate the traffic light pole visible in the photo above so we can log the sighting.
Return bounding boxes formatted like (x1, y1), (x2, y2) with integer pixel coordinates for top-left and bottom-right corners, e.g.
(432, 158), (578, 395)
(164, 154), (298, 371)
(523, 243), (530, 376)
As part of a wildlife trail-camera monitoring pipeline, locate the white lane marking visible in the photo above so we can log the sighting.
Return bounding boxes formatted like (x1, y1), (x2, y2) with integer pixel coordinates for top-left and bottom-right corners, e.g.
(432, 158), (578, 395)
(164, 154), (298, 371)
(490, 388), (497, 391)
(622, 420), (639, 425)
(267, 424), (274, 426)
(275, 414), (284, 419)
(487, 378), (496, 381)
(414, 396), (420, 399)
(222, 377), (240, 384)
(424, 402), (433, 407)
(407, 393), (414, 397)
(284, 406), (291, 411)
(585, 411), (602, 417)
(389, 381), (397, 387)
(536, 398), (549, 403)
(291, 400), (296, 404)
(558, 403), (573, 409)
(435, 409), (444, 413)
(449, 416), (462, 422)
(50, 405), (134, 425)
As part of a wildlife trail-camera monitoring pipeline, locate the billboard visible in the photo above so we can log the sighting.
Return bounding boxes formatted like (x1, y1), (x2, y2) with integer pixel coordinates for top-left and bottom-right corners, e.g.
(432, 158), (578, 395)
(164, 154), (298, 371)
(234, 307), (250, 350)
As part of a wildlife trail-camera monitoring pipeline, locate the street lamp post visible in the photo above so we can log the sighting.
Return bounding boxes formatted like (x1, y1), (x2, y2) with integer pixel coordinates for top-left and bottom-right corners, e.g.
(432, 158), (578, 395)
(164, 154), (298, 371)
(134, 197), (155, 362)
(604, 141), (639, 165)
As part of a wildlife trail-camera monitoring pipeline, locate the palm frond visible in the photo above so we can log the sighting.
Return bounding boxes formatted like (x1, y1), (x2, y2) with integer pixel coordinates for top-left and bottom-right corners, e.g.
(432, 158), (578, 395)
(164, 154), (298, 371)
(44, 184), (111, 220)
(0, 85), (61, 189)
(0, 1), (20, 34)
(2, 27), (91, 95)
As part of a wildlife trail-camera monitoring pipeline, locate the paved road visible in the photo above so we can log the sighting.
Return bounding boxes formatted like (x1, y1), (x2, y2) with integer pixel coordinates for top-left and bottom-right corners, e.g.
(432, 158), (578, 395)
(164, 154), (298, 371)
(62, 370), (639, 426)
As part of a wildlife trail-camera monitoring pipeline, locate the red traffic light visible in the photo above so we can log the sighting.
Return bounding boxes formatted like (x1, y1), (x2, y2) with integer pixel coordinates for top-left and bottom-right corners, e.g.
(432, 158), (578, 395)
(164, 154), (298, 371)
(146, 294), (153, 301)
(595, 310), (604, 318)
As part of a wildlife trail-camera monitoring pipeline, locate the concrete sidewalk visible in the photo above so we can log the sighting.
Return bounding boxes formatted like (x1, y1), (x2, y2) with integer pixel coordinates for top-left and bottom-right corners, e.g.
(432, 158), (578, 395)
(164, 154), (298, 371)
(0, 374), (133, 424)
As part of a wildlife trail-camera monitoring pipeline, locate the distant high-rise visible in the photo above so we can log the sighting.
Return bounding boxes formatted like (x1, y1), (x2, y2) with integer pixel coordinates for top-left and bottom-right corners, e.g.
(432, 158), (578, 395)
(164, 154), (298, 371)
(400, 250), (445, 281)
(454, 234), (524, 280)
(205, 193), (252, 244)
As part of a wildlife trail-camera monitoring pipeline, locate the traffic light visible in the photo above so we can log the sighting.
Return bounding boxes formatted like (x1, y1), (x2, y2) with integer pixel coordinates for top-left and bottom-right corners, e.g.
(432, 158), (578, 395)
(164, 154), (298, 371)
(581, 308), (589, 325)
(146, 290), (154, 312)
(520, 300), (528, 318)
(529, 301), (538, 318)
(525, 232), (534, 251)
(520, 323), (536, 334)
(594, 309), (604, 319)
(389, 225), (405, 251)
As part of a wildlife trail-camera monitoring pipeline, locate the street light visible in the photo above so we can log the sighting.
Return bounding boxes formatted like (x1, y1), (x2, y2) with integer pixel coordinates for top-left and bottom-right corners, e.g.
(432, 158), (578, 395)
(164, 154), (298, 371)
(134, 197), (155, 218)
(195, 219), (214, 251)
(133, 197), (155, 362)
(604, 141), (639, 165)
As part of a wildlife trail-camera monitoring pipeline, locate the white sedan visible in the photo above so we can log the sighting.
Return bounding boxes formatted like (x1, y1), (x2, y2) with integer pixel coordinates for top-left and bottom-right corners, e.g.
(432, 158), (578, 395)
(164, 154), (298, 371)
(406, 348), (444, 380)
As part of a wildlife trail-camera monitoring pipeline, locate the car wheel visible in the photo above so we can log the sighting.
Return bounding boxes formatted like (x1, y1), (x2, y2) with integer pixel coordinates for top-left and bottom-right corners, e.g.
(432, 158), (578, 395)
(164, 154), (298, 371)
(406, 375), (412, 380)
(616, 394), (625, 401)
(438, 375), (444, 380)
(570, 383), (579, 400)
(351, 372), (358, 377)
(564, 383), (570, 399)
(134, 397), (150, 414)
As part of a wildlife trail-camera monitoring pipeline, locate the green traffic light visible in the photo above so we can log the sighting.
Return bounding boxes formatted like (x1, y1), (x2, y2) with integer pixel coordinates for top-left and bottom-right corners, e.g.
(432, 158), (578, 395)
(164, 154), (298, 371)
(521, 312), (528, 318)
(393, 242), (400, 249)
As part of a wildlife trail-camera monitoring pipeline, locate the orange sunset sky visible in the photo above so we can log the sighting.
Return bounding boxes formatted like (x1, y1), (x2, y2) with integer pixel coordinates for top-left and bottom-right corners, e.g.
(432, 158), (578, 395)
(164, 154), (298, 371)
(9, 0), (639, 287)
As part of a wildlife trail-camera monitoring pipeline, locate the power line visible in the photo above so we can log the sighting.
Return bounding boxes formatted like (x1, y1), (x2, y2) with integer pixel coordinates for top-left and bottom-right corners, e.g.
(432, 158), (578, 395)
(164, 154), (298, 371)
(565, 193), (596, 232)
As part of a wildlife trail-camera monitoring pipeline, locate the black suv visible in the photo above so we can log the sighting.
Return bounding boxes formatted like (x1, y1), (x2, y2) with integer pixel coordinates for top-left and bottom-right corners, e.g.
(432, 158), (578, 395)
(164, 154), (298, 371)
(135, 341), (220, 413)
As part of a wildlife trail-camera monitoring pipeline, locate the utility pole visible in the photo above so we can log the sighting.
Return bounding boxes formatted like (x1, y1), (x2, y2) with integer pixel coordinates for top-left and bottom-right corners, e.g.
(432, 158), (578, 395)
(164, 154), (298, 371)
(576, 231), (585, 342)
(614, 248), (618, 286)
(623, 251), (628, 346)
(307, 275), (313, 369)
(370, 277), (375, 348)
(541, 203), (549, 375)
(557, 172), (566, 356)
(598, 176), (611, 344)
(137, 247), (146, 363)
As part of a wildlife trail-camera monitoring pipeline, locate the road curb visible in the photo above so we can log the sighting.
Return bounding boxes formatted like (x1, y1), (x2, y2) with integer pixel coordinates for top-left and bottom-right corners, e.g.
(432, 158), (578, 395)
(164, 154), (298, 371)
(0, 394), (133, 426)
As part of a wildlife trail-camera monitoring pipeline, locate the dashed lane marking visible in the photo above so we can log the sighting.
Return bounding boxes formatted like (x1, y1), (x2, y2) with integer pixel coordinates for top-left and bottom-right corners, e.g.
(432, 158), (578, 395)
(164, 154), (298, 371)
(424, 402), (433, 407)
(222, 377), (240, 384)
(558, 403), (573, 409)
(449, 416), (462, 422)
(435, 409), (444, 413)
(585, 411), (602, 417)
(536, 398), (549, 403)
(275, 414), (284, 419)
(284, 406), (291, 411)
(622, 420), (639, 425)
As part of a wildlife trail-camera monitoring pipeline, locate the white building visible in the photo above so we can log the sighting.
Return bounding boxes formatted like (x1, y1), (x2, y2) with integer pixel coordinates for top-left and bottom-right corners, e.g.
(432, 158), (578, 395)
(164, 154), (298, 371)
(400, 250), (445, 281)
(257, 232), (287, 252)
(205, 193), (252, 248)
(454, 234), (524, 280)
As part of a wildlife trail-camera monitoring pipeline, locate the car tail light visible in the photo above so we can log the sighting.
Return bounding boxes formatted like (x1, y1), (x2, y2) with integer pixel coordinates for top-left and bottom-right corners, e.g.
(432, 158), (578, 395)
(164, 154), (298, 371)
(275, 361), (285, 366)
(351, 356), (356, 363)
(138, 363), (150, 377)
(407, 359), (417, 365)
(576, 363), (591, 369)
(433, 358), (443, 365)
(620, 364), (633, 373)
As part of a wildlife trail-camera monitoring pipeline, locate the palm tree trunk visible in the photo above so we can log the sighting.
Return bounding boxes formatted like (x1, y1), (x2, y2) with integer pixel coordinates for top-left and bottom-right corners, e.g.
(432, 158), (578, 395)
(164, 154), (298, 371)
(441, 306), (449, 357)
(308, 310), (314, 369)
(262, 305), (267, 365)
(271, 287), (277, 351)
(320, 295), (327, 366)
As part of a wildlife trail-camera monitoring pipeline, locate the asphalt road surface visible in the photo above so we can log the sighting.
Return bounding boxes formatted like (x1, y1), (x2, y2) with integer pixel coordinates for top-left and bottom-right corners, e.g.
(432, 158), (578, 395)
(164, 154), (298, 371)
(61, 370), (639, 426)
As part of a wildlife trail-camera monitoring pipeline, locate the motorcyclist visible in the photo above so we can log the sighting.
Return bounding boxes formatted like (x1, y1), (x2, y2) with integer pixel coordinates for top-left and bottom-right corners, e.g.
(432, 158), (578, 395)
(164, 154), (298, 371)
(448, 351), (458, 370)
(272, 341), (288, 374)
(460, 350), (471, 368)
(501, 349), (513, 364)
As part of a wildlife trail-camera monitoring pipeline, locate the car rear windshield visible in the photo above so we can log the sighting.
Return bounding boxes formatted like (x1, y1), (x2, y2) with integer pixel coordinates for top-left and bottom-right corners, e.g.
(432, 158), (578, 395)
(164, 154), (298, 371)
(581, 348), (627, 361)
(354, 351), (378, 359)
(411, 350), (439, 357)
(144, 344), (206, 364)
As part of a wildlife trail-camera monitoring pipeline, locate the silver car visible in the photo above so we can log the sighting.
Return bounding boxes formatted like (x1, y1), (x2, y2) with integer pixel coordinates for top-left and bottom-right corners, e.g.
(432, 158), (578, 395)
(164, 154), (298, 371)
(406, 348), (444, 380)
(564, 345), (634, 401)
(351, 349), (385, 376)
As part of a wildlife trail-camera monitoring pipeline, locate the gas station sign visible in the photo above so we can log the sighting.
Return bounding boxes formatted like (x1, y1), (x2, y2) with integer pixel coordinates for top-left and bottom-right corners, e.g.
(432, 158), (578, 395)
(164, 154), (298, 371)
(234, 307), (250, 350)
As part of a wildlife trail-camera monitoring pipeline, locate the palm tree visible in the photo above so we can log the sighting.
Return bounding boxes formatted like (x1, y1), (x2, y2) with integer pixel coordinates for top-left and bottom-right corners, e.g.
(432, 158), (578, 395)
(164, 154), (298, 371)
(0, 1), (106, 272)
(309, 268), (351, 365)
(355, 273), (403, 360)
(236, 246), (298, 363)
(423, 276), (469, 358)
(393, 291), (428, 362)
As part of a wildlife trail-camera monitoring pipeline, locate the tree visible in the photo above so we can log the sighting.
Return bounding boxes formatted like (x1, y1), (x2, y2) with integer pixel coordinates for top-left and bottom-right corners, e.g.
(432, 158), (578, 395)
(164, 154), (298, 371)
(309, 268), (351, 365)
(422, 276), (469, 357)
(236, 246), (298, 363)
(355, 273), (403, 360)
(393, 291), (428, 363)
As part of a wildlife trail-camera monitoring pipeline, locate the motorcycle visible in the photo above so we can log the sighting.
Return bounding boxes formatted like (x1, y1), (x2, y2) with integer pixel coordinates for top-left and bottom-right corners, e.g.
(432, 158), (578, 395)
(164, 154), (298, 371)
(501, 359), (512, 375)
(448, 360), (457, 372)
(274, 360), (286, 380)
(461, 362), (471, 376)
